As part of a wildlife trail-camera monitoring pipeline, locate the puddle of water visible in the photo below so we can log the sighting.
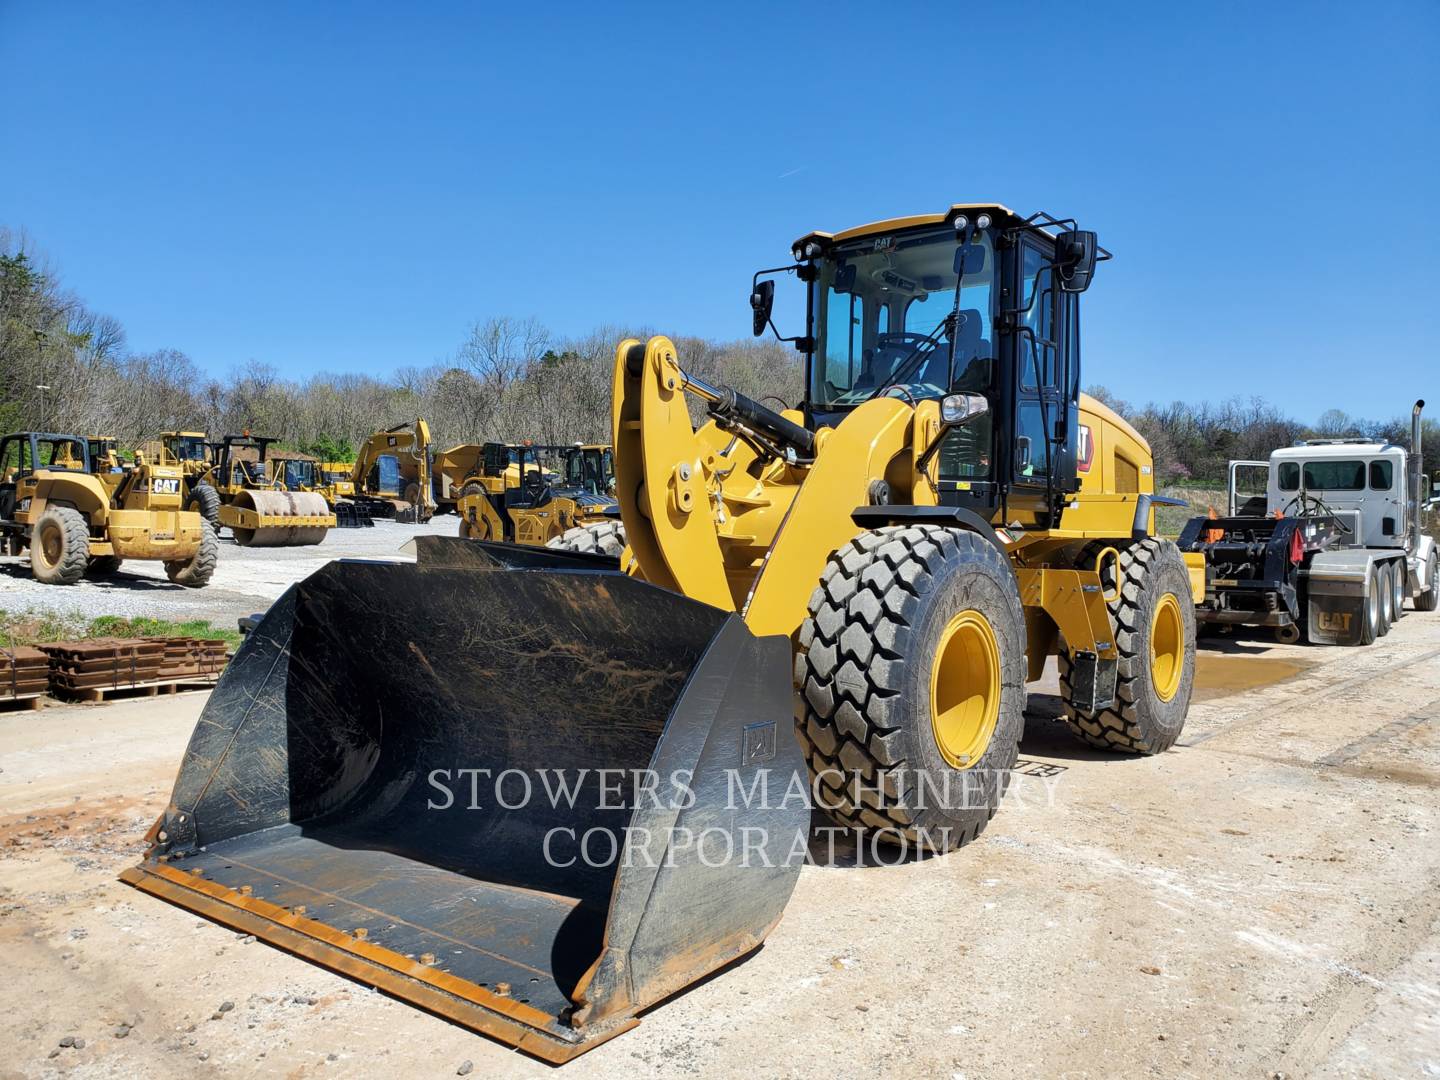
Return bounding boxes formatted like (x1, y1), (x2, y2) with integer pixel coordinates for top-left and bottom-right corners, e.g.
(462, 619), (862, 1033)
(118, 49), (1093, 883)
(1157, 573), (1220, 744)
(1193, 654), (1317, 702)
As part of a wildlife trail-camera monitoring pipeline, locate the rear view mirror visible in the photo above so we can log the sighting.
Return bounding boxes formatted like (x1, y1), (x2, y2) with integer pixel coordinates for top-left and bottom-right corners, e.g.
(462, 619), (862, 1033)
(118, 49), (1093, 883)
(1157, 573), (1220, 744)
(1054, 230), (1098, 293)
(750, 280), (775, 337)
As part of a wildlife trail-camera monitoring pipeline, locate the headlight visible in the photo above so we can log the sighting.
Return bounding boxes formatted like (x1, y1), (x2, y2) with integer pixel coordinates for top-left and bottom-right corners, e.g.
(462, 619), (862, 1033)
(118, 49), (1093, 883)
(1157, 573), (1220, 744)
(791, 245), (804, 261)
(940, 392), (989, 425)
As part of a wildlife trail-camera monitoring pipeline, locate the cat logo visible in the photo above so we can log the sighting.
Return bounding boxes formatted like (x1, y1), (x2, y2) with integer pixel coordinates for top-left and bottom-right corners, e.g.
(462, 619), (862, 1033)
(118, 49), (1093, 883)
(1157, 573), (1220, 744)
(872, 236), (894, 251)
(1077, 424), (1094, 473)
(1317, 611), (1352, 631)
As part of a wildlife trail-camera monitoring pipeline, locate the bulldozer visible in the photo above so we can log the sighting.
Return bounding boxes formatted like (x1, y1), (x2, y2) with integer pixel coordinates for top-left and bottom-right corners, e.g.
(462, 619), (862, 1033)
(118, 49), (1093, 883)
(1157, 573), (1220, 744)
(1, 431), (216, 586)
(172, 434), (336, 544)
(455, 442), (623, 551)
(351, 420), (435, 522)
(124, 204), (1199, 1061)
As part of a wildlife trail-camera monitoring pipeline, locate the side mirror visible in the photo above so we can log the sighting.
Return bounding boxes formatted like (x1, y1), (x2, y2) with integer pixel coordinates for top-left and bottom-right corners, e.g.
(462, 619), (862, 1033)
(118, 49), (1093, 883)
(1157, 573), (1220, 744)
(1054, 229), (1098, 293)
(750, 280), (775, 337)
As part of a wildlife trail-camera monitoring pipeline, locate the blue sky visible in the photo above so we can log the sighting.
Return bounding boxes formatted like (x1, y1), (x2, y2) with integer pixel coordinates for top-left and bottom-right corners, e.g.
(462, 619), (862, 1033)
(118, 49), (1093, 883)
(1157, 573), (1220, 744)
(2, 2), (1435, 421)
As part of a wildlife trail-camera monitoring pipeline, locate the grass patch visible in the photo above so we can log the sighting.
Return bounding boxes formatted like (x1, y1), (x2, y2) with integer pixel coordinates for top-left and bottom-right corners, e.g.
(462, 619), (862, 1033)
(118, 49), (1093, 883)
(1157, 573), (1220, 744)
(0, 609), (242, 649)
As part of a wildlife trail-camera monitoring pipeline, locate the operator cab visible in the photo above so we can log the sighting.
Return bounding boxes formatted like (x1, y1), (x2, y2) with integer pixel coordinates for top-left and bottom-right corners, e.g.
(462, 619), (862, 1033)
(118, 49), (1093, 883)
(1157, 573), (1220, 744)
(752, 203), (1102, 525)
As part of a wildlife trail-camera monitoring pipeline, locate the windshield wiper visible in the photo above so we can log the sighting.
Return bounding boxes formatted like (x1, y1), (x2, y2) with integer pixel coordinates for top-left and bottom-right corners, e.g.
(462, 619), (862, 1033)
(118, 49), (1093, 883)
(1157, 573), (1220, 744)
(865, 227), (977, 402)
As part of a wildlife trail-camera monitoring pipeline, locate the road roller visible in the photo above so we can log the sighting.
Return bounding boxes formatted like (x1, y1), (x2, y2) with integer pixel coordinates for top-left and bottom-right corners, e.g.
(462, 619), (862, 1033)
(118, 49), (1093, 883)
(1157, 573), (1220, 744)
(205, 434), (336, 546)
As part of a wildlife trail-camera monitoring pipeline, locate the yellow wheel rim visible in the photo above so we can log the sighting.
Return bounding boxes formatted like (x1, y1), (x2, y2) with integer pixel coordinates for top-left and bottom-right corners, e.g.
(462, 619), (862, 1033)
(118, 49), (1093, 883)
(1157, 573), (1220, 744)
(40, 522), (63, 567)
(1150, 593), (1184, 703)
(930, 610), (1002, 770)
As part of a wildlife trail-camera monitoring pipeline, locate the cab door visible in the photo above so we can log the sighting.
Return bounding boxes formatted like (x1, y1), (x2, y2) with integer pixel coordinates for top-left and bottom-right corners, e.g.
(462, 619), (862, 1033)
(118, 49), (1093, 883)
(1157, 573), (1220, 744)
(1008, 237), (1078, 519)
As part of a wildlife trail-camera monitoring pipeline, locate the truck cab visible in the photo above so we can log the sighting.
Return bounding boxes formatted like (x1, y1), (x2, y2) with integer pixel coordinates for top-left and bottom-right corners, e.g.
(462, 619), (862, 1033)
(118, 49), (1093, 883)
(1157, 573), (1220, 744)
(1265, 441), (1410, 550)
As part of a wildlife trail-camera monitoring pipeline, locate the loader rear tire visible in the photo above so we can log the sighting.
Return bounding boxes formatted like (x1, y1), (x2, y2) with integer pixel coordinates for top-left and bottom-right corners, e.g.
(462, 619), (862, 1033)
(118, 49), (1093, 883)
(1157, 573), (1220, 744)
(165, 526), (217, 588)
(1417, 551), (1439, 612)
(795, 525), (1026, 854)
(30, 507), (91, 585)
(1058, 537), (1195, 754)
(186, 482), (222, 534)
(85, 555), (124, 578)
(547, 520), (627, 558)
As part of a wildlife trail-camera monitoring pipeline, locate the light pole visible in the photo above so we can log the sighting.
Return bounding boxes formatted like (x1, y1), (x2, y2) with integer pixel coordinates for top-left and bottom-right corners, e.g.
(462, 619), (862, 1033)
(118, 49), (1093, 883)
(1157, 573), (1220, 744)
(35, 385), (51, 430)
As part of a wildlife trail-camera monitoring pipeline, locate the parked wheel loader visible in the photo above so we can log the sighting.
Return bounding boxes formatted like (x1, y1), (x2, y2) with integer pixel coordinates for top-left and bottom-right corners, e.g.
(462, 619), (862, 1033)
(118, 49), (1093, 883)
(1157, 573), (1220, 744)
(455, 441), (623, 550)
(1, 431), (216, 586)
(351, 419), (435, 521)
(125, 204), (1200, 1062)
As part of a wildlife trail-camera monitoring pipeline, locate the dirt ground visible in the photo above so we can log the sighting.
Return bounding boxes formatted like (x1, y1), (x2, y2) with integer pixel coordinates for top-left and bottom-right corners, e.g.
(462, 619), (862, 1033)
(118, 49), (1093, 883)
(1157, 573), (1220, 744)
(1, 614), (1437, 1078)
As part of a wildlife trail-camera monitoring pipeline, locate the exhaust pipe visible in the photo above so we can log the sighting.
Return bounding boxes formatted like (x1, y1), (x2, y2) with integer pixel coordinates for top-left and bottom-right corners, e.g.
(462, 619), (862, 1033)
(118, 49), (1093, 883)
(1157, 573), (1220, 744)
(1413, 400), (1425, 544)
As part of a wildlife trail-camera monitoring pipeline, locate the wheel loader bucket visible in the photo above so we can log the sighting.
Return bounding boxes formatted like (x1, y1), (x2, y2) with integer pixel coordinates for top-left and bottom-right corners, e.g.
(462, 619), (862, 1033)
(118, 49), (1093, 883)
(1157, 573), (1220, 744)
(219, 489), (334, 546)
(122, 537), (806, 1063)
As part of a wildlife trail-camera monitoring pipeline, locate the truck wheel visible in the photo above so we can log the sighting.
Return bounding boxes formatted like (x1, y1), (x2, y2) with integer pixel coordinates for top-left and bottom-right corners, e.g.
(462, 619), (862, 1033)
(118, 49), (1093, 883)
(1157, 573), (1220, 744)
(1377, 563), (1394, 636)
(30, 507), (91, 585)
(795, 525), (1026, 854)
(1418, 551), (1440, 612)
(165, 526), (218, 588)
(85, 555), (125, 578)
(1058, 538), (1196, 754)
(187, 483), (222, 534)
(1358, 566), (1381, 645)
(546, 521), (627, 557)
(1391, 557), (1406, 619)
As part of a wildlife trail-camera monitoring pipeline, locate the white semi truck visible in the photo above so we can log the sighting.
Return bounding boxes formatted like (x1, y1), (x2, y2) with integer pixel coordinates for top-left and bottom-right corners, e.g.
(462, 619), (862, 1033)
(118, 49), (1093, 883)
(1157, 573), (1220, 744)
(1179, 400), (1437, 645)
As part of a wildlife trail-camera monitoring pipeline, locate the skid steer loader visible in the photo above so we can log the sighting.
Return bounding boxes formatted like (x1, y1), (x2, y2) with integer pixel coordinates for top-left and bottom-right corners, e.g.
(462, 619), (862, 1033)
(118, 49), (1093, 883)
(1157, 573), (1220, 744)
(125, 204), (1199, 1061)
(1, 431), (216, 585)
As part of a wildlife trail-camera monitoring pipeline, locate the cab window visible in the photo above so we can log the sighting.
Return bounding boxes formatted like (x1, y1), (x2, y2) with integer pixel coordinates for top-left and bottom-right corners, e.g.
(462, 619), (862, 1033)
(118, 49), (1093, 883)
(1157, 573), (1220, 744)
(1278, 462), (1300, 491)
(1302, 460), (1365, 490)
(1369, 460), (1393, 490)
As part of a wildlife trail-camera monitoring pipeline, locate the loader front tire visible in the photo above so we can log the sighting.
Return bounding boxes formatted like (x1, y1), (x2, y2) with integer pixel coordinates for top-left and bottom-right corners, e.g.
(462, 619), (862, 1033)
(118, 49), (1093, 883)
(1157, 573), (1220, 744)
(31, 507), (91, 585)
(547, 520), (627, 558)
(1058, 537), (1195, 754)
(165, 526), (218, 588)
(795, 525), (1026, 854)
(186, 482), (222, 534)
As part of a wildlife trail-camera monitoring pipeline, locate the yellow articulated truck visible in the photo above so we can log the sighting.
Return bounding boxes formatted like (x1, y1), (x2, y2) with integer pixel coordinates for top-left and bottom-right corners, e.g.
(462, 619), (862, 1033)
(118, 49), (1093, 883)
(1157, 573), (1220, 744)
(126, 204), (1200, 1061)
(1, 431), (215, 586)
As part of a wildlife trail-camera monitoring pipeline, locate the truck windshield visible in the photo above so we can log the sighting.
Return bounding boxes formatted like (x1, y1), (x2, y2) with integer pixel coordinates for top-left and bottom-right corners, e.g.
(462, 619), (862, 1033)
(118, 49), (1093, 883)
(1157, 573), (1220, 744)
(809, 226), (996, 409)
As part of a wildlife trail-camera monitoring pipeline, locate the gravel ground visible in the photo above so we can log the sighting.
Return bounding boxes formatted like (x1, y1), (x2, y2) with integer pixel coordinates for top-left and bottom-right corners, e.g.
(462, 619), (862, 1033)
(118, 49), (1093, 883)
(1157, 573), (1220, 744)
(1, 611), (1438, 1076)
(0, 517), (461, 629)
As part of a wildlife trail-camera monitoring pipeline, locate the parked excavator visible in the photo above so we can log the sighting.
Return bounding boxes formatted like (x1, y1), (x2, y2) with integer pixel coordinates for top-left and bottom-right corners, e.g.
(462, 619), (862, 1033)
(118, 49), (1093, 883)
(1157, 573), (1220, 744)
(127, 204), (1199, 1061)
(350, 420), (434, 521)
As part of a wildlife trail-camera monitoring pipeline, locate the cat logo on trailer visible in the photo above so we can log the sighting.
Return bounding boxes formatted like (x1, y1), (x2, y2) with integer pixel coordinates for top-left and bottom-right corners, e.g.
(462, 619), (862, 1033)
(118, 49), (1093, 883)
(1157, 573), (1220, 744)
(1317, 610), (1352, 632)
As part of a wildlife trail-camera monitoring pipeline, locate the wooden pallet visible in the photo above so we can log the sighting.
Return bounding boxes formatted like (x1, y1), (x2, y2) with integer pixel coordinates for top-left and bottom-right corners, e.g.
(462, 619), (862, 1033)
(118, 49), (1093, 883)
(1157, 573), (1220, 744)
(49, 677), (221, 704)
(0, 693), (45, 713)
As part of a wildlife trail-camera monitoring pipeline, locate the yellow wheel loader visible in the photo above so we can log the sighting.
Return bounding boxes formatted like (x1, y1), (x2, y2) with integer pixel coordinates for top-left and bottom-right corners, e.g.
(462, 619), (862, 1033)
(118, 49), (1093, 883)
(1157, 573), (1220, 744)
(455, 442), (622, 550)
(125, 204), (1200, 1061)
(351, 419), (435, 522)
(1, 431), (216, 586)
(200, 435), (335, 546)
